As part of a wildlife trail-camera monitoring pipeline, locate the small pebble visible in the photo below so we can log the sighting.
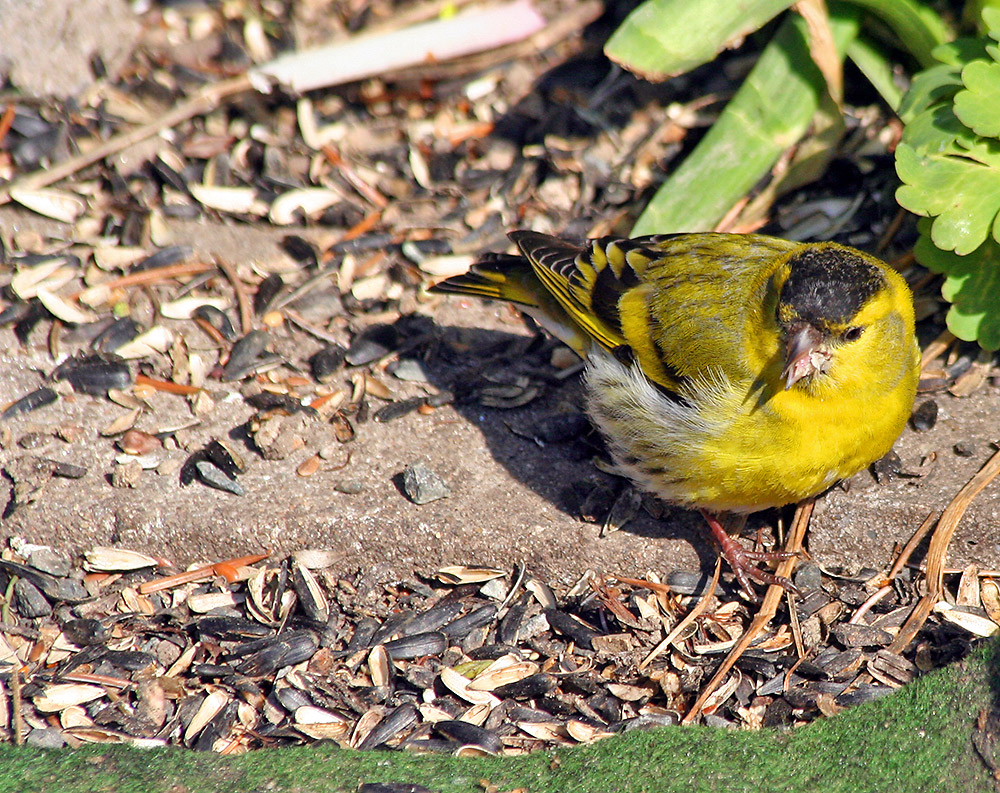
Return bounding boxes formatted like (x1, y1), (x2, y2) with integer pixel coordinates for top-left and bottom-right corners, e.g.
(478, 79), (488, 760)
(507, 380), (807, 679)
(346, 325), (397, 366)
(157, 458), (183, 477)
(665, 570), (713, 596)
(17, 432), (52, 449)
(793, 562), (823, 592)
(195, 461), (245, 495)
(954, 441), (976, 457)
(334, 480), (365, 494)
(26, 728), (65, 749)
(870, 450), (902, 484)
(425, 389), (454, 408)
(388, 358), (429, 383)
(910, 400), (938, 432)
(12, 578), (51, 618)
(28, 548), (71, 577)
(111, 460), (143, 488)
(402, 462), (451, 505)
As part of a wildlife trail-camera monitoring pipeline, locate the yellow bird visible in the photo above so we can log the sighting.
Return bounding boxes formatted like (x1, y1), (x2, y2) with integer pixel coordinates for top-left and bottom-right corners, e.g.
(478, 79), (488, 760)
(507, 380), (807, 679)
(431, 231), (920, 596)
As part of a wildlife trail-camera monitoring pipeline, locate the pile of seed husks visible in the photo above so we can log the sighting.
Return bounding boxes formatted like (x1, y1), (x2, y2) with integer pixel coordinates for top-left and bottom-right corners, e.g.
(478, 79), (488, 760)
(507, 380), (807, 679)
(0, 538), (985, 754)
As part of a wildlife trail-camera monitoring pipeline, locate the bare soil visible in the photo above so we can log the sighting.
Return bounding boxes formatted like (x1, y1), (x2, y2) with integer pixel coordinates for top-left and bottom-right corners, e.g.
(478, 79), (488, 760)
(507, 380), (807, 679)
(2, 203), (998, 588)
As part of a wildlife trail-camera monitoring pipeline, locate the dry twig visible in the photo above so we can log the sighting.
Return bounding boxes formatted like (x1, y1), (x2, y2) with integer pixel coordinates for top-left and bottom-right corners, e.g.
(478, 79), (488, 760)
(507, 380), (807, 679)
(683, 501), (814, 723)
(890, 448), (1000, 654)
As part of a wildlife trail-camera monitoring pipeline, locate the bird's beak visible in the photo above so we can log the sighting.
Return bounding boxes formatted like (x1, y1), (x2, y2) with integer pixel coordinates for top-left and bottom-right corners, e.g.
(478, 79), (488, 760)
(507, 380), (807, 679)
(781, 323), (830, 390)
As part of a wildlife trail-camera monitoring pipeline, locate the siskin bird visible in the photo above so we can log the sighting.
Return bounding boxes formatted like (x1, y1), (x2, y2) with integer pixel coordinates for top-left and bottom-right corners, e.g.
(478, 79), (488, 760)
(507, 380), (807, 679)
(431, 231), (920, 596)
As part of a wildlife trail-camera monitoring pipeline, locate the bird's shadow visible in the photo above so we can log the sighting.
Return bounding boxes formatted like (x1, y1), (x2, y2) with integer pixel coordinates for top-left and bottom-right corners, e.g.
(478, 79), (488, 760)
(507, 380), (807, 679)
(409, 315), (782, 581)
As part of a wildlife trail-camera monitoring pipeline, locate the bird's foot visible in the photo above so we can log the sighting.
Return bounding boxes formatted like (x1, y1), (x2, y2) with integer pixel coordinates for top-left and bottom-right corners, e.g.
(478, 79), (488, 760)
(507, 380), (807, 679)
(699, 510), (800, 601)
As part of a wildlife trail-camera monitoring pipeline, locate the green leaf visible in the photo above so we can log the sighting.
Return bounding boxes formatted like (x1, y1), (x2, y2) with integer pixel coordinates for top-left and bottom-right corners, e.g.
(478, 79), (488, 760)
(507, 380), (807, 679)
(844, 0), (952, 68)
(896, 142), (1000, 255)
(915, 224), (1000, 349)
(631, 11), (859, 235)
(895, 62), (963, 123)
(931, 36), (991, 66)
(954, 60), (1000, 137)
(604, 0), (794, 81)
(900, 102), (976, 156)
(985, 6), (1000, 38)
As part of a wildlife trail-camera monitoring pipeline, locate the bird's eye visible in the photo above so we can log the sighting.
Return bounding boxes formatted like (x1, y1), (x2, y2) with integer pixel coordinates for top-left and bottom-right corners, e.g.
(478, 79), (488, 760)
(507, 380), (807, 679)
(842, 326), (864, 342)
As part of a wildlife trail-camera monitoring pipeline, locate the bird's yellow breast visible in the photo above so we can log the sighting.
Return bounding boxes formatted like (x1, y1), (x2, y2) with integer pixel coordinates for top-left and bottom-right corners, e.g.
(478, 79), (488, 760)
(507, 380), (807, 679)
(585, 337), (918, 513)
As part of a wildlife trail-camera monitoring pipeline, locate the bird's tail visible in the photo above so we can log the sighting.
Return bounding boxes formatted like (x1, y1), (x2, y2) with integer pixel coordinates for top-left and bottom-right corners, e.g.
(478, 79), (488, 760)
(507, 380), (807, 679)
(430, 252), (591, 357)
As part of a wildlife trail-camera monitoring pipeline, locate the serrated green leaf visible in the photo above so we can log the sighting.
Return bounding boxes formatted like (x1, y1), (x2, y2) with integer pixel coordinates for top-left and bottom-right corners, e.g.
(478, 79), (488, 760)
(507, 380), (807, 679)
(604, 0), (793, 81)
(985, 6), (1000, 39)
(896, 143), (1000, 254)
(954, 60), (1000, 136)
(895, 62), (963, 123)
(914, 225), (1000, 349)
(931, 36), (991, 66)
(901, 103), (977, 155)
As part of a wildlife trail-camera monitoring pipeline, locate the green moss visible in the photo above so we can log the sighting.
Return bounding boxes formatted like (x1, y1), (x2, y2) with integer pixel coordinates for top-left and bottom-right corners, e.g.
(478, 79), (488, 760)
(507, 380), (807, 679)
(2, 640), (995, 793)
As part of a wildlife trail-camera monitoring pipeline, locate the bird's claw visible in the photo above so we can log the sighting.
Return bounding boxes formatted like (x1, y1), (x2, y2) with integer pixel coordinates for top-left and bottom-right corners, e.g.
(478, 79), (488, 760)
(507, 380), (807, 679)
(700, 510), (800, 601)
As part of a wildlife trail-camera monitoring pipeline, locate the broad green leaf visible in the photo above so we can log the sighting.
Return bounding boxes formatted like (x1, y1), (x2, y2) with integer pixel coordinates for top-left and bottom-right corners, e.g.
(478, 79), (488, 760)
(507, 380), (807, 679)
(604, 0), (793, 80)
(896, 143), (1000, 254)
(631, 11), (859, 235)
(915, 225), (1000, 349)
(954, 60), (1000, 137)
(845, 0), (952, 68)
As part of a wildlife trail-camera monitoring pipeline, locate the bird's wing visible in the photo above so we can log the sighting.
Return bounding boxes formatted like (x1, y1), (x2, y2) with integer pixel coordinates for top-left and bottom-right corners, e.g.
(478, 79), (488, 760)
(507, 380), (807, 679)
(513, 231), (800, 389)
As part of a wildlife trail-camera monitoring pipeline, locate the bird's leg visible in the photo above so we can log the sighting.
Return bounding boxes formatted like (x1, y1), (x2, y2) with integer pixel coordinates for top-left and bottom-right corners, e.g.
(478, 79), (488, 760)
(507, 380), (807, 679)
(699, 510), (800, 600)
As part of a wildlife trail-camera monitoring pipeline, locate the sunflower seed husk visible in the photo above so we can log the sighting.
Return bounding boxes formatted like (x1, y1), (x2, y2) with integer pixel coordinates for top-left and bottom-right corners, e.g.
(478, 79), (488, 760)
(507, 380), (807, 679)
(233, 630), (319, 676)
(436, 566), (505, 585)
(467, 657), (538, 692)
(53, 355), (132, 395)
(439, 667), (500, 707)
(222, 331), (270, 381)
(291, 549), (343, 570)
(434, 720), (501, 754)
(544, 609), (599, 650)
(292, 562), (330, 623)
(382, 631), (447, 660)
(1, 387), (58, 420)
(368, 645), (391, 688)
(91, 317), (142, 353)
(441, 604), (498, 638)
(933, 602), (999, 637)
(357, 703), (419, 750)
(84, 547), (160, 572)
(34, 683), (106, 712)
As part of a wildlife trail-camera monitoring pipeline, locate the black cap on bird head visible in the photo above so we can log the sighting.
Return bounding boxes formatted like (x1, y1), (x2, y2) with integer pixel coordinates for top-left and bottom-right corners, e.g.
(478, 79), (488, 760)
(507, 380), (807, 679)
(777, 246), (886, 389)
